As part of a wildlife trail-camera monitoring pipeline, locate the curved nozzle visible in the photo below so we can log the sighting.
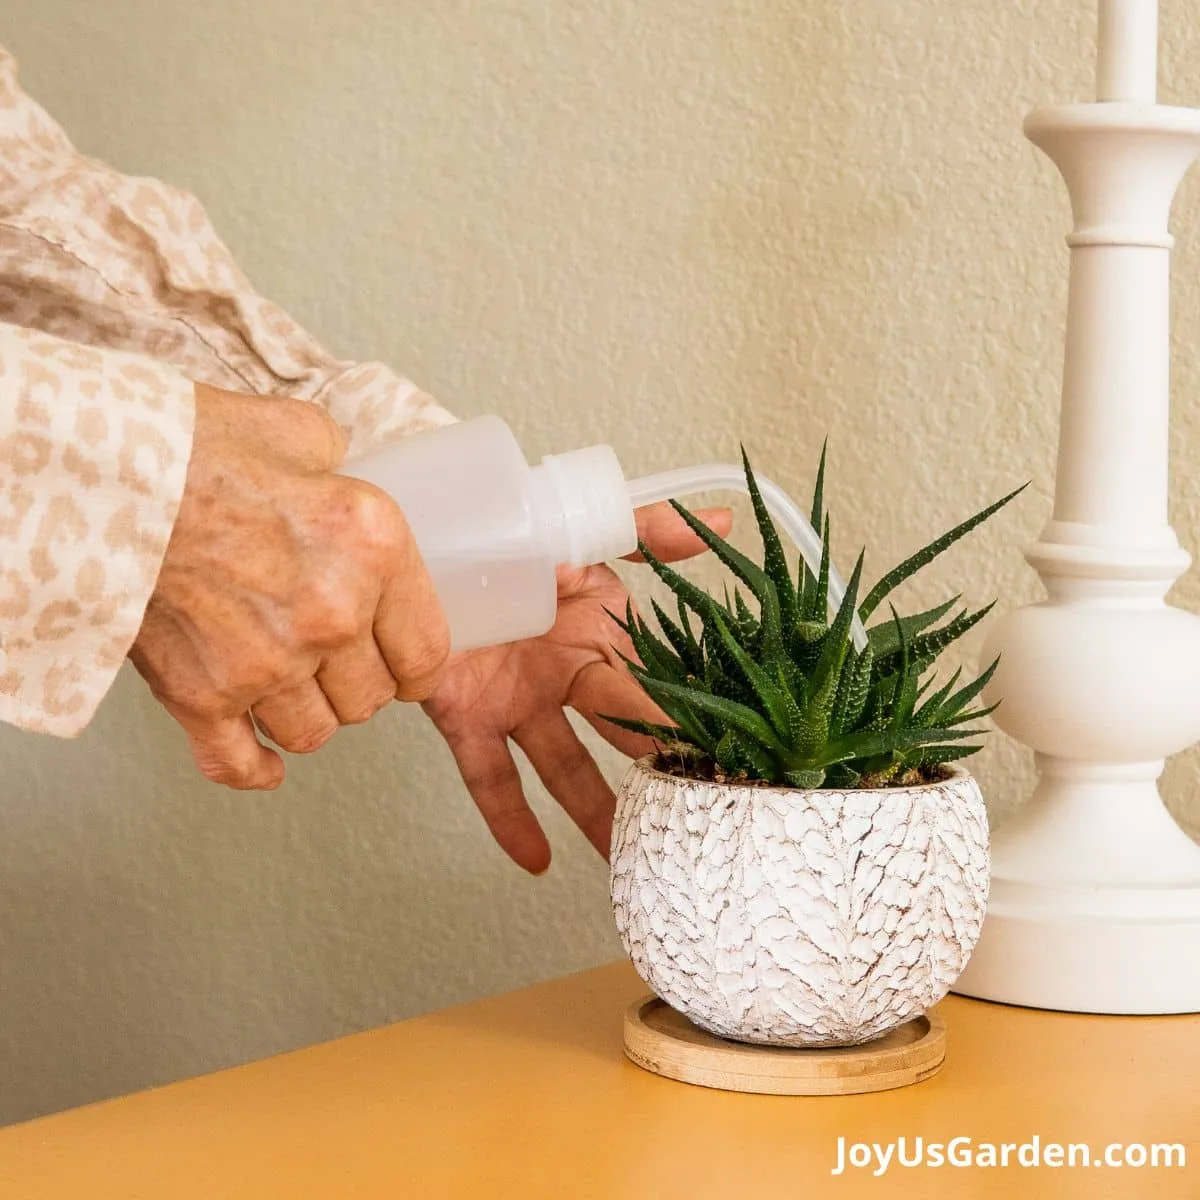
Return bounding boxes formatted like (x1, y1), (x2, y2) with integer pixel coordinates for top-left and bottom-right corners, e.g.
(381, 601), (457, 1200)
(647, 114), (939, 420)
(626, 464), (868, 651)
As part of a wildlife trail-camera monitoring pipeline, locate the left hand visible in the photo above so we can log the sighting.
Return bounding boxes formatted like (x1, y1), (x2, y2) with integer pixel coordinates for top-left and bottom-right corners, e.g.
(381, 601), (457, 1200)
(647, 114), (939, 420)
(422, 503), (732, 873)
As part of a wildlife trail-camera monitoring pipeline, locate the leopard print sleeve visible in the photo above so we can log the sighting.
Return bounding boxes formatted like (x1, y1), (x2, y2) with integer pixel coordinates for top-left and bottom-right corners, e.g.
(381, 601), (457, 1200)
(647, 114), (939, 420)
(0, 45), (454, 456)
(0, 46), (455, 735)
(0, 324), (194, 735)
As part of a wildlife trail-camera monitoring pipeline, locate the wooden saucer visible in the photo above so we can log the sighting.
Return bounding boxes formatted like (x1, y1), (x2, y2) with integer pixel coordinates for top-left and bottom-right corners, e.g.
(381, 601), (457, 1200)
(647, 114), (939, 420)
(623, 996), (946, 1096)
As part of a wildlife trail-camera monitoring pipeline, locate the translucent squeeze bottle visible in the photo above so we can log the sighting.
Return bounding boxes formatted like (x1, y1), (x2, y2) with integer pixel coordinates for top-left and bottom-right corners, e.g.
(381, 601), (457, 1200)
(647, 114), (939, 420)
(340, 415), (865, 652)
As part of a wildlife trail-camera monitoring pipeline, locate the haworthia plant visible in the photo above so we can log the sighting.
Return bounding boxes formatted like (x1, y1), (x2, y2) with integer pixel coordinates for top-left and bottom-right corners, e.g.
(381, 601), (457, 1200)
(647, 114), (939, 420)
(607, 447), (1025, 789)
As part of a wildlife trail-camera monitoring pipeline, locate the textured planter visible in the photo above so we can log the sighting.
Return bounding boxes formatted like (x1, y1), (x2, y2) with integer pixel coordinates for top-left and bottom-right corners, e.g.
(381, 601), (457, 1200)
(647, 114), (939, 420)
(610, 757), (989, 1047)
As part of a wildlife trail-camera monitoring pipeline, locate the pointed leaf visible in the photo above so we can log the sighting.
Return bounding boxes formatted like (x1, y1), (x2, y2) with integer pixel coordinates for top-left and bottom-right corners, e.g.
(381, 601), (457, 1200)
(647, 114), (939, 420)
(841, 646), (875, 731)
(875, 603), (997, 677)
(934, 657), (1000, 721)
(810, 550), (865, 701)
(727, 729), (781, 780)
(915, 744), (983, 768)
(611, 647), (717, 748)
(907, 603), (996, 669)
(599, 715), (685, 744)
(890, 605), (919, 725)
(801, 514), (834, 623)
(638, 543), (724, 629)
(859, 484), (1027, 621)
(811, 438), (828, 530)
(785, 768), (826, 789)
(626, 667), (789, 756)
(733, 589), (760, 644)
(740, 447), (796, 624)
(710, 609), (797, 740)
(867, 597), (959, 657)
(650, 599), (704, 675)
(915, 666), (963, 724)
(667, 500), (777, 612)
(817, 723), (983, 768)
(629, 604), (690, 684)
(715, 731), (743, 773)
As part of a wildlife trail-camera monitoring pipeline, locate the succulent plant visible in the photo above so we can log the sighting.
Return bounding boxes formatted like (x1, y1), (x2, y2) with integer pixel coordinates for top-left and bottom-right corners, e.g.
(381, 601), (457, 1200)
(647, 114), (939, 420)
(608, 447), (1024, 789)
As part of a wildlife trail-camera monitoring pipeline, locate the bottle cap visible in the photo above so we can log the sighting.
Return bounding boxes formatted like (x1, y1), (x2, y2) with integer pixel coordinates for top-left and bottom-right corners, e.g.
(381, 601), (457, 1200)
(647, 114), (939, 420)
(534, 445), (638, 567)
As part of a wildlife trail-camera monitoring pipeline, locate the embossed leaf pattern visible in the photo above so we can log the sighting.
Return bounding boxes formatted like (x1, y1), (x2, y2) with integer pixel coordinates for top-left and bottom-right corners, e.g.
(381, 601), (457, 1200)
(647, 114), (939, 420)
(611, 761), (990, 1047)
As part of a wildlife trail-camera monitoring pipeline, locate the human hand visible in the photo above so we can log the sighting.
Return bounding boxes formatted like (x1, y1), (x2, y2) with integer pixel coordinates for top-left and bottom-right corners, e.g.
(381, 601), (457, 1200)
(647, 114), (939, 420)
(422, 504), (732, 873)
(130, 383), (450, 789)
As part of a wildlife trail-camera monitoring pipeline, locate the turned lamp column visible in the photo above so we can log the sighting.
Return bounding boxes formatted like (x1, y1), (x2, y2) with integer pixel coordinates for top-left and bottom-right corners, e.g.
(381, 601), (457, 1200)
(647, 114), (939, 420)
(953, 0), (1200, 1013)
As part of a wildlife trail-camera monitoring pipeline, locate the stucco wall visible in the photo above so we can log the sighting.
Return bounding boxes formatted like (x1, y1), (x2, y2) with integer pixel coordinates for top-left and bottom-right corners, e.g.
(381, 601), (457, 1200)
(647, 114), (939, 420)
(3, 0), (1199, 1124)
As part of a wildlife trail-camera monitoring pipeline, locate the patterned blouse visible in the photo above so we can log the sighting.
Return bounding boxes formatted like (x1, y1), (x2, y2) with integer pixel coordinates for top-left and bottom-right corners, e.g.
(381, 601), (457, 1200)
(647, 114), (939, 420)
(0, 47), (454, 737)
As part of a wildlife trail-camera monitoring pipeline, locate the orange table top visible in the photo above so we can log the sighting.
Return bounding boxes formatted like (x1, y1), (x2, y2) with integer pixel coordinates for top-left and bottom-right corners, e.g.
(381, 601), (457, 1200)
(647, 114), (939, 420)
(1, 961), (1197, 1198)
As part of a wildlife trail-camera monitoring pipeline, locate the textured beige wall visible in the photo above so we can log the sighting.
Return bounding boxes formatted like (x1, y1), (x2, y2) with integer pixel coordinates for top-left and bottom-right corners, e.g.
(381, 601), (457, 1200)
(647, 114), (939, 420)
(3, 0), (1200, 1125)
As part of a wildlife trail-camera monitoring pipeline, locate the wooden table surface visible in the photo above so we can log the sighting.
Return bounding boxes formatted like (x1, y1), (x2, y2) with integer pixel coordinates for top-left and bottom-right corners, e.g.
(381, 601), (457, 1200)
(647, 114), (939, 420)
(1, 961), (1197, 1198)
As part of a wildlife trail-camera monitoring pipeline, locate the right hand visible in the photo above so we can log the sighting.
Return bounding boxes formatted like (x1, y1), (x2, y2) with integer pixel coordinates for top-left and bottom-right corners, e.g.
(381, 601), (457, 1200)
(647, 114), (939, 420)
(129, 383), (450, 790)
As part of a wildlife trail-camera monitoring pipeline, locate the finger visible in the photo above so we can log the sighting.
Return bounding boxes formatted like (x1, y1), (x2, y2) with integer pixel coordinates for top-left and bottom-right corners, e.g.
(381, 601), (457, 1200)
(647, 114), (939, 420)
(372, 509), (452, 701)
(624, 504), (733, 563)
(569, 659), (672, 760)
(181, 712), (285, 790)
(512, 711), (615, 861)
(252, 681), (340, 754)
(438, 727), (552, 874)
(317, 636), (398, 725)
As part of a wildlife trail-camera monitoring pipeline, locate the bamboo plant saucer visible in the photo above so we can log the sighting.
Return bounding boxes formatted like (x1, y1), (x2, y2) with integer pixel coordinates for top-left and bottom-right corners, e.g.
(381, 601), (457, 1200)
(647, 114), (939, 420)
(623, 996), (946, 1096)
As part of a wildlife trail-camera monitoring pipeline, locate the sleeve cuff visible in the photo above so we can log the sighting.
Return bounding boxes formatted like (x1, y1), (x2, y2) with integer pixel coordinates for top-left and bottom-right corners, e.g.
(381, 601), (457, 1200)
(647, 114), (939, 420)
(0, 328), (195, 736)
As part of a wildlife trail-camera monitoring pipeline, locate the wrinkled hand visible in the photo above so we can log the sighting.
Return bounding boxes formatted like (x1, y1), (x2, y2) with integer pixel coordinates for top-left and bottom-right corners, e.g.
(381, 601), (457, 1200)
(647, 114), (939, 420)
(130, 384), (450, 789)
(423, 504), (732, 873)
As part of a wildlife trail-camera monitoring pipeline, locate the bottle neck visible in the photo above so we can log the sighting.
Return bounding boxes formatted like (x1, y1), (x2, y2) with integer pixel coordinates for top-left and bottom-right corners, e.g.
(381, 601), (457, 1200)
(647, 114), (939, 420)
(527, 463), (574, 563)
(528, 446), (638, 567)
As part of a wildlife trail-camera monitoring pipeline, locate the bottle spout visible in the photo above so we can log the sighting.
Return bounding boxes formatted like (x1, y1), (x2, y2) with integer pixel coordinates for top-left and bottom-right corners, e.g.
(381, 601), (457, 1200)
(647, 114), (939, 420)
(625, 464), (868, 651)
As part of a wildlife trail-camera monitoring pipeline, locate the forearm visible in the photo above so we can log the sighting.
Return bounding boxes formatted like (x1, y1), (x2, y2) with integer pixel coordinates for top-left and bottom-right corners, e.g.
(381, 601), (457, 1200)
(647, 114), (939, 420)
(0, 322), (193, 735)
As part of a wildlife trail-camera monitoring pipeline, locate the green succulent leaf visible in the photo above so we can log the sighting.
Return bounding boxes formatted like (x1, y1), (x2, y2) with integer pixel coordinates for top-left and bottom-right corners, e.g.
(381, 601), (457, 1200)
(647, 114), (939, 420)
(810, 439), (828, 530)
(715, 730), (743, 773)
(932, 656), (1000, 721)
(785, 768), (826, 789)
(742, 447), (797, 627)
(867, 597), (959, 657)
(612, 602), (688, 685)
(667, 500), (777, 615)
(710, 609), (798, 741)
(809, 550), (865, 703)
(616, 445), (1020, 790)
(859, 484), (1026, 621)
(650, 598), (704, 675)
(907, 603), (996, 669)
(733, 590), (759, 642)
(801, 514), (834, 624)
(626, 666), (789, 758)
(915, 744), (983, 768)
(599, 715), (685, 745)
(890, 605), (920, 726)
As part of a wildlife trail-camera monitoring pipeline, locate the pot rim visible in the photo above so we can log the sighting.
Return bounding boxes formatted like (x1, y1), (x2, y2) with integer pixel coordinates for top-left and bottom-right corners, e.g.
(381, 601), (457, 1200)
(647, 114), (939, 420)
(627, 754), (973, 799)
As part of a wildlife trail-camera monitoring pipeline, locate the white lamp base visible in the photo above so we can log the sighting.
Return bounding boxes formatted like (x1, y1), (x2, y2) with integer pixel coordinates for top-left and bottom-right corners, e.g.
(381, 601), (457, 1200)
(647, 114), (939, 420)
(953, 758), (1200, 1013)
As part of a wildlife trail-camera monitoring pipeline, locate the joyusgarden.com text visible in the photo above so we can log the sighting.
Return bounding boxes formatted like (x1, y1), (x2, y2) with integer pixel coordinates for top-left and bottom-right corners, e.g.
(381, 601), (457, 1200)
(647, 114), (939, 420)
(831, 1136), (1186, 1177)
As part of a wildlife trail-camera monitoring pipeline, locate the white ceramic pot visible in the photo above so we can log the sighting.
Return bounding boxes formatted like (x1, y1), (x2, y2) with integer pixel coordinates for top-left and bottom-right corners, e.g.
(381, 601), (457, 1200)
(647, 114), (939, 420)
(610, 757), (989, 1047)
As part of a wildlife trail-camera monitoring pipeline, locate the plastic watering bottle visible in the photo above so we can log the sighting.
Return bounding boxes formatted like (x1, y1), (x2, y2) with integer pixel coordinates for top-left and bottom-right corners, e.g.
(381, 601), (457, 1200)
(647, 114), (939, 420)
(340, 415), (867, 652)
